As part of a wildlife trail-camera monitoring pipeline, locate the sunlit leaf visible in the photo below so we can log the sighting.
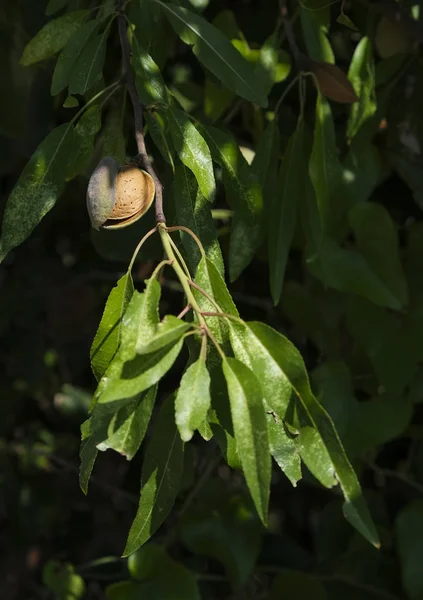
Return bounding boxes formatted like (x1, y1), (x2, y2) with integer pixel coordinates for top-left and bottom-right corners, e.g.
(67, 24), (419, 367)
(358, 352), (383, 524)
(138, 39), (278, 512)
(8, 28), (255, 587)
(347, 37), (377, 139)
(132, 36), (167, 105)
(167, 106), (216, 203)
(222, 357), (271, 525)
(231, 321), (379, 547)
(90, 272), (134, 381)
(267, 413), (302, 487)
(0, 123), (75, 260)
(20, 10), (89, 65)
(154, 1), (268, 106)
(175, 358), (211, 441)
(137, 315), (191, 355)
(300, 4), (334, 63)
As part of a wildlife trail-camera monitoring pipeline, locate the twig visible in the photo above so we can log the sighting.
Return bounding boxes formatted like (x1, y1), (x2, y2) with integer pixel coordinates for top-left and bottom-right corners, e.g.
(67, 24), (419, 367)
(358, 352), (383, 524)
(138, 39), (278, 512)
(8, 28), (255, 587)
(369, 461), (423, 495)
(117, 1), (165, 223)
(279, 0), (302, 66)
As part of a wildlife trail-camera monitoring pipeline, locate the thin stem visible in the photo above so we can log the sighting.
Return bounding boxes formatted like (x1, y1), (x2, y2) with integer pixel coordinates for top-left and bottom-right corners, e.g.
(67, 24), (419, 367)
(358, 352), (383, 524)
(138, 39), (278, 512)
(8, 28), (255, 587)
(168, 236), (192, 280)
(200, 330), (208, 361)
(279, 0), (302, 65)
(127, 226), (158, 273)
(177, 305), (192, 320)
(166, 226), (206, 259)
(158, 225), (206, 327)
(150, 259), (174, 281)
(274, 74), (300, 116)
(71, 81), (121, 127)
(117, 1), (165, 222)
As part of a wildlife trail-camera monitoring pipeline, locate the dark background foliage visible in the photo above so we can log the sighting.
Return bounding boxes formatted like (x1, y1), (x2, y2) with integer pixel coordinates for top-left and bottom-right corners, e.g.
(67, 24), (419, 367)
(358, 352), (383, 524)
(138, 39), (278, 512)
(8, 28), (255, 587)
(2, 0), (423, 599)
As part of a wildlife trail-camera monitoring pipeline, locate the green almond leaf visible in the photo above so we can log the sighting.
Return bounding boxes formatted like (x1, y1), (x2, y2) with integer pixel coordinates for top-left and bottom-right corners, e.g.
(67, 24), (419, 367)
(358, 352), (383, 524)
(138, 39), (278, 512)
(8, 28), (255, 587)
(135, 276), (161, 349)
(309, 94), (345, 233)
(123, 395), (184, 556)
(343, 138), (384, 206)
(20, 10), (89, 66)
(66, 104), (102, 181)
(99, 339), (184, 404)
(349, 202), (408, 307)
(132, 36), (167, 105)
(229, 322), (293, 423)
(347, 37), (377, 140)
(396, 501), (423, 600)
(51, 20), (99, 95)
(228, 121), (280, 282)
(175, 358), (211, 442)
(68, 25), (110, 95)
(194, 256), (239, 346)
(154, 1), (267, 106)
(237, 321), (379, 547)
(137, 315), (191, 355)
(202, 124), (262, 223)
(79, 411), (111, 493)
(300, 4), (334, 63)
(269, 117), (306, 305)
(97, 385), (158, 460)
(174, 165), (224, 277)
(46, 0), (72, 16)
(167, 106), (216, 203)
(308, 238), (403, 310)
(145, 110), (175, 168)
(90, 272), (134, 381)
(0, 122), (75, 261)
(222, 357), (271, 525)
(267, 413), (302, 487)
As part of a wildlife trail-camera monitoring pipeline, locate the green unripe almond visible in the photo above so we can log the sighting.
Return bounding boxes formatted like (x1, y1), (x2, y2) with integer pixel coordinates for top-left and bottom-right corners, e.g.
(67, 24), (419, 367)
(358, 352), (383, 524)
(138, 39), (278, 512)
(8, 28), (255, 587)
(86, 157), (155, 230)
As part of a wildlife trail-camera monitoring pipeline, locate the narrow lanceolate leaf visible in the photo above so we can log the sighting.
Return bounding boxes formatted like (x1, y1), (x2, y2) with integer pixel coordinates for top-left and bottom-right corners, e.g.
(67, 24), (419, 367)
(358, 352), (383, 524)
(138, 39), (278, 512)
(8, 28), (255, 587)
(174, 165), (224, 277)
(137, 315), (191, 355)
(194, 257), (239, 346)
(308, 238), (403, 310)
(269, 118), (306, 305)
(309, 94), (344, 232)
(347, 37), (376, 140)
(233, 321), (379, 548)
(267, 413), (301, 487)
(229, 322), (293, 423)
(175, 358), (211, 442)
(154, 1), (267, 107)
(134, 277), (161, 349)
(222, 358), (271, 525)
(20, 10), (89, 65)
(300, 4), (334, 64)
(91, 291), (183, 406)
(124, 395), (184, 556)
(132, 36), (167, 105)
(90, 272), (134, 381)
(66, 104), (102, 181)
(202, 125), (262, 223)
(349, 203), (408, 307)
(0, 123), (74, 260)
(97, 385), (157, 460)
(67, 25), (110, 95)
(167, 107), (216, 203)
(308, 60), (358, 104)
(51, 20), (99, 95)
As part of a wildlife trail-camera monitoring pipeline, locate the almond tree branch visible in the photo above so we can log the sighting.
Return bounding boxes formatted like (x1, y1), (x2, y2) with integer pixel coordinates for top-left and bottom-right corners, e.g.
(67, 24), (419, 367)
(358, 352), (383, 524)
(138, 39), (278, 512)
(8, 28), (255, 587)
(117, 1), (165, 223)
(279, 0), (302, 66)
